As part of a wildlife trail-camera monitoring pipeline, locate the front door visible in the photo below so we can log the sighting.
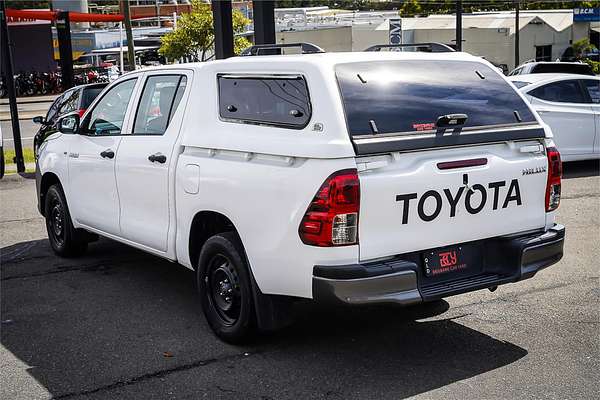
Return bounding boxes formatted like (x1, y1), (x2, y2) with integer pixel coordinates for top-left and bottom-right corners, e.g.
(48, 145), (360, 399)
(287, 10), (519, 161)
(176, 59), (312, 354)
(68, 78), (139, 236)
(115, 72), (190, 252)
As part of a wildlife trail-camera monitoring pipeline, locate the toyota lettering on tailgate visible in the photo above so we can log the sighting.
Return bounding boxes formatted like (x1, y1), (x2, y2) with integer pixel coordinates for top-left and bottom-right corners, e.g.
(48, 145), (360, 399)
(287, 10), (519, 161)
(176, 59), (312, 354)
(395, 179), (522, 224)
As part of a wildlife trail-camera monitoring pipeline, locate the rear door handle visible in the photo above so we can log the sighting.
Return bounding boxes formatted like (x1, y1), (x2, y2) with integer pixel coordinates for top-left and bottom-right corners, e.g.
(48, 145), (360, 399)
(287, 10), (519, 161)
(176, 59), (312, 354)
(148, 153), (167, 164)
(100, 149), (114, 159)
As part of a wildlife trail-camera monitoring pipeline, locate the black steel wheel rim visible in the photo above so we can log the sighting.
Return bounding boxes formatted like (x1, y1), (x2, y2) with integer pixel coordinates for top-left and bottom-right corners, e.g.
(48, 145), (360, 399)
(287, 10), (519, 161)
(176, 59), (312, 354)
(48, 196), (65, 247)
(206, 254), (241, 326)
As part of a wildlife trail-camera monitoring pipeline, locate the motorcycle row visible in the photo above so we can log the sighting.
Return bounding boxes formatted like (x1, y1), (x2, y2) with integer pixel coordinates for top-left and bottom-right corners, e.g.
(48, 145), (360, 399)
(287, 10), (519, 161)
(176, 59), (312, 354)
(0, 69), (110, 98)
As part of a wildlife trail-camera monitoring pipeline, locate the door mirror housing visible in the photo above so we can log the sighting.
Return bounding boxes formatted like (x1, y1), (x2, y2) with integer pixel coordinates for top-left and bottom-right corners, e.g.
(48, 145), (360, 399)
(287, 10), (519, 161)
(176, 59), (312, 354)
(58, 113), (80, 134)
(32, 116), (45, 124)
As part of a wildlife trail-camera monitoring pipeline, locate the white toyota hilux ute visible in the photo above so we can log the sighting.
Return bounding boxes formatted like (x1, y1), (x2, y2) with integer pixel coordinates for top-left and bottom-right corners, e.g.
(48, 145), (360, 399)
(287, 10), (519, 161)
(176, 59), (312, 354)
(35, 47), (565, 342)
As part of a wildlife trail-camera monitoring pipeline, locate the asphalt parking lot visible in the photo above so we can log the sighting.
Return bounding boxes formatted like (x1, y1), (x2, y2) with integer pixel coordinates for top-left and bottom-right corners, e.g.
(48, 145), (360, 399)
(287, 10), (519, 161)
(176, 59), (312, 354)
(1, 161), (599, 400)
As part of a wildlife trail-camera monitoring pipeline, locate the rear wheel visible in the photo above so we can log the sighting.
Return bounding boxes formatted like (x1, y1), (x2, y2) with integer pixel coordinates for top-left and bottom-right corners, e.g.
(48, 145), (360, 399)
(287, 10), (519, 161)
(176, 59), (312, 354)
(197, 232), (256, 343)
(44, 184), (87, 257)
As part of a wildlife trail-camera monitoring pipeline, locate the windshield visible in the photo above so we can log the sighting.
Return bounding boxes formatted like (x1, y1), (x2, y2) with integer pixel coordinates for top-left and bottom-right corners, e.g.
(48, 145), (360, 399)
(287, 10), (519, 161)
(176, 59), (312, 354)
(336, 60), (537, 136)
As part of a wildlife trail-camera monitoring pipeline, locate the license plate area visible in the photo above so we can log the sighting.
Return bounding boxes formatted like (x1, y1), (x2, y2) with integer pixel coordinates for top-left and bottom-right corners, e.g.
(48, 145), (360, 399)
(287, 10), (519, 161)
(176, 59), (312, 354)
(422, 244), (483, 282)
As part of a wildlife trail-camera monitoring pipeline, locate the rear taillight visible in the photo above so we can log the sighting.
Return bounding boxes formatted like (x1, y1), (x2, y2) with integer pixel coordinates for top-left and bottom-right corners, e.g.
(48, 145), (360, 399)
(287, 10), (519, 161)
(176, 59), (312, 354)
(299, 169), (360, 247)
(77, 109), (86, 118)
(545, 146), (562, 212)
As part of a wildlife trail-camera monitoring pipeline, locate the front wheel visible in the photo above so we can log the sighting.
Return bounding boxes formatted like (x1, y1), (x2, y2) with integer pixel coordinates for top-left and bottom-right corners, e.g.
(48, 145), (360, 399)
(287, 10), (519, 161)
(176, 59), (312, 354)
(197, 232), (256, 343)
(44, 184), (87, 257)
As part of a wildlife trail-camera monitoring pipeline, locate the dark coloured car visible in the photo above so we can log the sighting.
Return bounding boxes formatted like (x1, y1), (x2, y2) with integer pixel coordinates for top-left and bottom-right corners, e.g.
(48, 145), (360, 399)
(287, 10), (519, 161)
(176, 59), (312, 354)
(33, 83), (108, 156)
(509, 61), (594, 76)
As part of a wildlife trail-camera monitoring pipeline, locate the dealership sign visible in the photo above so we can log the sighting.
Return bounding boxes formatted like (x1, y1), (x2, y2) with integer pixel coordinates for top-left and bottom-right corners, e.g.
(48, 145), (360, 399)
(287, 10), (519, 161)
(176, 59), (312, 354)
(573, 8), (600, 22)
(389, 18), (402, 45)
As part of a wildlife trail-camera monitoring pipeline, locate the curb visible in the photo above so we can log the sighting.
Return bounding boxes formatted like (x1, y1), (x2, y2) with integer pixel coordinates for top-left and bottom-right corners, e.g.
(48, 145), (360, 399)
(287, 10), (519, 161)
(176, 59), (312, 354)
(0, 172), (36, 182)
(0, 97), (56, 105)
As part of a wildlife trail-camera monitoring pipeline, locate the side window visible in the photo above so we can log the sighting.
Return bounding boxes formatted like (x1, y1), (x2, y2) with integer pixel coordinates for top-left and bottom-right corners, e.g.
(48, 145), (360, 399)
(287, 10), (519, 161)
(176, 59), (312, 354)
(58, 89), (80, 115)
(83, 78), (137, 136)
(45, 97), (62, 123)
(529, 80), (586, 103)
(133, 75), (187, 135)
(582, 80), (600, 104)
(218, 75), (311, 128)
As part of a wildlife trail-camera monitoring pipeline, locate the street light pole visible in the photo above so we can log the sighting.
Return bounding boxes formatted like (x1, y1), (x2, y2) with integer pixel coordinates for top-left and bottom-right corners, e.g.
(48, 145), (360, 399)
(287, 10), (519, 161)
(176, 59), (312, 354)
(0, 0), (25, 173)
(515, 0), (520, 68)
(456, 0), (463, 51)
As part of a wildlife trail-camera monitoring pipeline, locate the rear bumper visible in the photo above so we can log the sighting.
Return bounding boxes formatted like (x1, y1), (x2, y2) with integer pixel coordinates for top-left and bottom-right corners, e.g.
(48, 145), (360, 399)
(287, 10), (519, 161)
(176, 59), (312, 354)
(312, 224), (565, 305)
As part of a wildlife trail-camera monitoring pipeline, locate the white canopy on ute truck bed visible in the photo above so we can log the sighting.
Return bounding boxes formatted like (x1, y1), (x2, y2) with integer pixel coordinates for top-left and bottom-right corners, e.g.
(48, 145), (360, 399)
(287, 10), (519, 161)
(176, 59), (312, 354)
(128, 51), (541, 159)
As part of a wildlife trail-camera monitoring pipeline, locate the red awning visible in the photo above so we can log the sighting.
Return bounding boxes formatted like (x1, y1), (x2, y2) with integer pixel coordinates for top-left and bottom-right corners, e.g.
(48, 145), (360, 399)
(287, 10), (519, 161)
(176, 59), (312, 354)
(6, 9), (124, 23)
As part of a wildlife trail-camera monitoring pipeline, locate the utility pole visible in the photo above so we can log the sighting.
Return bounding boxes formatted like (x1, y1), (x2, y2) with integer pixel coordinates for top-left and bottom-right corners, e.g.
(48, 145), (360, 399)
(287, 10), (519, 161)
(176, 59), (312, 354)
(0, 0), (25, 173)
(515, 0), (520, 68)
(56, 11), (74, 89)
(455, 0), (462, 51)
(212, 0), (234, 60)
(254, 1), (275, 45)
(123, 0), (136, 71)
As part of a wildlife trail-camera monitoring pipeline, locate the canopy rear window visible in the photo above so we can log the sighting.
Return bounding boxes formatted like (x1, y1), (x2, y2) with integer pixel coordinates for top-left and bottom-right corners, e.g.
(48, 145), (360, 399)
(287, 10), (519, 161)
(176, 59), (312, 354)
(336, 60), (537, 137)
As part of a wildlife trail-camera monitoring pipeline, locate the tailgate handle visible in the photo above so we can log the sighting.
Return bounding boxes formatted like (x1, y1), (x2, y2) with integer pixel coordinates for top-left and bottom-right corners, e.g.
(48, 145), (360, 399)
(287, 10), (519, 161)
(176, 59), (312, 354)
(437, 158), (487, 170)
(519, 144), (544, 154)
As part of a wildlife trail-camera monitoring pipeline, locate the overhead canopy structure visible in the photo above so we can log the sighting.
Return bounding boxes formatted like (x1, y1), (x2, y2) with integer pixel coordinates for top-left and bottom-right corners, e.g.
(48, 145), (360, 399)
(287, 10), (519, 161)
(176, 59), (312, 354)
(5, 8), (124, 22)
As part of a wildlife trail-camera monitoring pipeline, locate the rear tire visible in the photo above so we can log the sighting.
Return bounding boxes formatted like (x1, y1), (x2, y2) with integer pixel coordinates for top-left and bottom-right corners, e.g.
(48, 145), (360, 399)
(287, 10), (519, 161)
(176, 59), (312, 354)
(197, 232), (256, 343)
(44, 184), (87, 257)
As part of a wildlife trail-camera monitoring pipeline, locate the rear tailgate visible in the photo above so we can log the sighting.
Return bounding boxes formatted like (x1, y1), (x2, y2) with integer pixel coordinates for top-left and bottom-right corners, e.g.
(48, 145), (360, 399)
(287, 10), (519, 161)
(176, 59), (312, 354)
(334, 57), (548, 262)
(357, 141), (548, 261)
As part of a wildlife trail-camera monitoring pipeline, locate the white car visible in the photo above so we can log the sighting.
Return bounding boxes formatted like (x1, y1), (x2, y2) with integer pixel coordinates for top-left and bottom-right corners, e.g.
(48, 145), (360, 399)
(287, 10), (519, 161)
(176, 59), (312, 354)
(36, 46), (565, 342)
(509, 73), (600, 162)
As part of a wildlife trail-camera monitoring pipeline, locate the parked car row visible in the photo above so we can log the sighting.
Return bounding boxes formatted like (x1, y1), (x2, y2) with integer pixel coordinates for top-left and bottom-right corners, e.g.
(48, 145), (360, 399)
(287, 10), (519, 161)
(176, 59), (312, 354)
(509, 74), (600, 162)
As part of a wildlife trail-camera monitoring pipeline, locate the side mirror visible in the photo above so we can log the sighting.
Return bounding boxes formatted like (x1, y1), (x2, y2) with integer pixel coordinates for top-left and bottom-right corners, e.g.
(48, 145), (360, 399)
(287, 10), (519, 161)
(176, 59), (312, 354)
(32, 116), (45, 124)
(58, 113), (80, 134)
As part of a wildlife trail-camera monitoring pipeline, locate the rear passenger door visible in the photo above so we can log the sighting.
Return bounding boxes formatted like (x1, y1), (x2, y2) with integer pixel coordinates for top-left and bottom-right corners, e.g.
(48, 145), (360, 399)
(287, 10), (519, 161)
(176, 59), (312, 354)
(115, 71), (190, 253)
(527, 79), (595, 158)
(581, 79), (600, 156)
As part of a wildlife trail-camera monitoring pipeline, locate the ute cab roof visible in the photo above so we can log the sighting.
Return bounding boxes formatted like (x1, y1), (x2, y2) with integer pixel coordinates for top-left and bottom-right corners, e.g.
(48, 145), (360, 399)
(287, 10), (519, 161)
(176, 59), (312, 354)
(132, 50), (488, 74)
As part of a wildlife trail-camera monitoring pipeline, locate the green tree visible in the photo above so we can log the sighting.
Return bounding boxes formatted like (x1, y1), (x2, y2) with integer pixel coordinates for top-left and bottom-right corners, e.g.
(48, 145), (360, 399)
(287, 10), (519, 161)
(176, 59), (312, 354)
(572, 37), (595, 60)
(400, 0), (422, 16)
(159, 0), (251, 62)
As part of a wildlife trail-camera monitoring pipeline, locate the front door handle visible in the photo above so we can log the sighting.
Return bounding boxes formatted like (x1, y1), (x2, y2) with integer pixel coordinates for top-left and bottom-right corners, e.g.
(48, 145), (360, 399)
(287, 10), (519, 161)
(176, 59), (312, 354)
(148, 153), (167, 164)
(100, 149), (115, 159)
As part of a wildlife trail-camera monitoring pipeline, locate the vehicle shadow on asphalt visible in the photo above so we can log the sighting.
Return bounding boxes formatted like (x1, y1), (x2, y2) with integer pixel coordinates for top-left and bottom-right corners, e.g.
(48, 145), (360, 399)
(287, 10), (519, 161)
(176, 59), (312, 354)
(562, 159), (599, 179)
(1, 238), (527, 399)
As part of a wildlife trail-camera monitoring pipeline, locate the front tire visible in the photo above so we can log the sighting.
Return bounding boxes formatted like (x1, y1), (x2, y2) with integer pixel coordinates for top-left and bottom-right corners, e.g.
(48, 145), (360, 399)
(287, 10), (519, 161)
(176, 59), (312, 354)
(197, 232), (256, 343)
(44, 184), (87, 257)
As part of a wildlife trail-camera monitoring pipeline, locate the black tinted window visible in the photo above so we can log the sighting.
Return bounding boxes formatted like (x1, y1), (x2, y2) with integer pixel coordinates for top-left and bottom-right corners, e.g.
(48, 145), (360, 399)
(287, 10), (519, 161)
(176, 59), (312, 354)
(583, 80), (600, 104)
(81, 86), (106, 109)
(336, 61), (536, 136)
(218, 75), (311, 128)
(529, 80), (586, 103)
(58, 89), (80, 115)
(531, 63), (594, 75)
(45, 98), (62, 122)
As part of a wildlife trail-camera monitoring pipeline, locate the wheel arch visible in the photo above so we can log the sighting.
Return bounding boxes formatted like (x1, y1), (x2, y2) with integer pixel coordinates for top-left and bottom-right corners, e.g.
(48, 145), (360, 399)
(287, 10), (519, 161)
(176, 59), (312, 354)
(39, 171), (62, 217)
(188, 210), (239, 270)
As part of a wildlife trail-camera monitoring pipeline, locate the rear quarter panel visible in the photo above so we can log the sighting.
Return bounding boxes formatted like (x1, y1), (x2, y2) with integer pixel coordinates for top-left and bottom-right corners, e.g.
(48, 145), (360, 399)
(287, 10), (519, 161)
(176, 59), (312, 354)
(175, 149), (358, 299)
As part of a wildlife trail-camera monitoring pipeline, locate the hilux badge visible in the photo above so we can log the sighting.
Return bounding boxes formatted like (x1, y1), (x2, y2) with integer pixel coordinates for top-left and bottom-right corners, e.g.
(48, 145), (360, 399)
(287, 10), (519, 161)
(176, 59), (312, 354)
(522, 166), (546, 176)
